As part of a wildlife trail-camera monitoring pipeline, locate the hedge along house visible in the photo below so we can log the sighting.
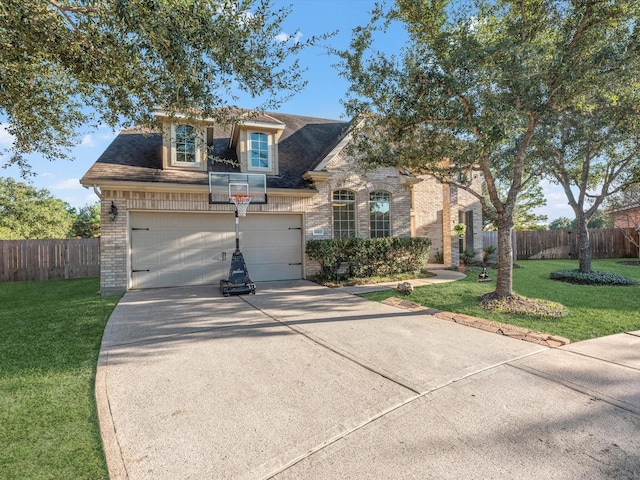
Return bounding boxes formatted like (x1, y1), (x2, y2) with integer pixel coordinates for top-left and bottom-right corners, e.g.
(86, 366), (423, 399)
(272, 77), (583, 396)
(81, 110), (482, 294)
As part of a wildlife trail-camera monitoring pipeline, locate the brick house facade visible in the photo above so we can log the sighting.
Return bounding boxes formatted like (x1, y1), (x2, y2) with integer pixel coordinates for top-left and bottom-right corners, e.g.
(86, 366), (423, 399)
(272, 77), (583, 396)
(82, 111), (482, 294)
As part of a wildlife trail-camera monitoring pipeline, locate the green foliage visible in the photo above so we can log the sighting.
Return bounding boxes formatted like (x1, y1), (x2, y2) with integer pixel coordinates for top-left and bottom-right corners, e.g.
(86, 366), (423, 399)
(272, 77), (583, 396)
(482, 244), (496, 261)
(306, 237), (431, 280)
(434, 249), (444, 264)
(0, 0), (324, 176)
(550, 270), (637, 286)
(70, 203), (101, 238)
(0, 177), (74, 239)
(549, 217), (574, 230)
(0, 278), (120, 478)
(337, 0), (640, 296)
(548, 211), (613, 230)
(483, 181), (548, 231)
(460, 248), (477, 264)
(453, 223), (466, 237)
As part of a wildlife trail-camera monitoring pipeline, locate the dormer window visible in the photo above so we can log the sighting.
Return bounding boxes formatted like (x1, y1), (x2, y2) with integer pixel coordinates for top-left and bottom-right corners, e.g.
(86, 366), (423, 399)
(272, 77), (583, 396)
(169, 123), (205, 168)
(175, 124), (196, 163)
(250, 132), (270, 169)
(228, 113), (284, 175)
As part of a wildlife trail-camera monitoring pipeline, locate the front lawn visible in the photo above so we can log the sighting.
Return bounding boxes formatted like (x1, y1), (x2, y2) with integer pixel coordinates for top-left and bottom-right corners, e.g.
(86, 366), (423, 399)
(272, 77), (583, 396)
(0, 278), (121, 479)
(362, 259), (640, 342)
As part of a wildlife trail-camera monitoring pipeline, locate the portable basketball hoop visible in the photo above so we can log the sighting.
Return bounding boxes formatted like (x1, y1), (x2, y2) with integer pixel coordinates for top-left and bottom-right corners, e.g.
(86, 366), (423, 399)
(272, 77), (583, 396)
(230, 194), (252, 217)
(209, 173), (266, 297)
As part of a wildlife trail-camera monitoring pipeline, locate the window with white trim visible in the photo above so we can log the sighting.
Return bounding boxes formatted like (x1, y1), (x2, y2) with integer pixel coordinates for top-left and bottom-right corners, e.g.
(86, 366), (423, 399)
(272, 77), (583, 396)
(370, 191), (391, 237)
(175, 124), (196, 163)
(249, 132), (270, 169)
(333, 190), (356, 239)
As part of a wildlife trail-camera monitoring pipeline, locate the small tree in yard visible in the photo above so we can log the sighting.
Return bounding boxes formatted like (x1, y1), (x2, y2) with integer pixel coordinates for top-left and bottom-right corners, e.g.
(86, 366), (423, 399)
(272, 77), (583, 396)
(337, 0), (637, 299)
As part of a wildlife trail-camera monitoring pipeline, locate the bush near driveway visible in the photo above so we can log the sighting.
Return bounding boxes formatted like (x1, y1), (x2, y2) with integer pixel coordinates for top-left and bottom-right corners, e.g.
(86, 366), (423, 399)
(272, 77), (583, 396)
(306, 237), (431, 280)
(0, 278), (120, 479)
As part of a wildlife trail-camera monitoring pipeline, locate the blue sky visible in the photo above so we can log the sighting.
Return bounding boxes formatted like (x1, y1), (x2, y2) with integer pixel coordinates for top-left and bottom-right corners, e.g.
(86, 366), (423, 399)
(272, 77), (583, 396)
(0, 0), (571, 221)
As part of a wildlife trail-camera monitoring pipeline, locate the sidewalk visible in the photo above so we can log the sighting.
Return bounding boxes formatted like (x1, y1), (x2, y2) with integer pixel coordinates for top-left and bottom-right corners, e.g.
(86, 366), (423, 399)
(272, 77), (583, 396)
(338, 264), (466, 294)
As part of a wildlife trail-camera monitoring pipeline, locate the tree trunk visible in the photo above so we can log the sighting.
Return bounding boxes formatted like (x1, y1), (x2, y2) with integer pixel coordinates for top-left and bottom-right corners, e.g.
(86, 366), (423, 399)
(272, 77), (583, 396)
(495, 220), (514, 297)
(574, 213), (592, 273)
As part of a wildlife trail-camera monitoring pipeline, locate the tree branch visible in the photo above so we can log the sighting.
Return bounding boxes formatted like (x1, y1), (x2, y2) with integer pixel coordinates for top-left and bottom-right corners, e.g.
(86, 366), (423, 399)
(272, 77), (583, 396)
(47, 0), (93, 35)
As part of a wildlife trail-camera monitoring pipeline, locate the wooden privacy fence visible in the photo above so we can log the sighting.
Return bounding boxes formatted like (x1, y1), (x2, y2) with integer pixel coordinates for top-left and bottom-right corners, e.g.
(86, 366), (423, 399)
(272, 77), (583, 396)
(0, 238), (100, 283)
(483, 228), (639, 260)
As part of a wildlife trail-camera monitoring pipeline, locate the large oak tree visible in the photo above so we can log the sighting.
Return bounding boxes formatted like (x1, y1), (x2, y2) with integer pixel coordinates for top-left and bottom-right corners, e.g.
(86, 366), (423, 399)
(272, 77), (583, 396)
(1, 0), (318, 176)
(338, 0), (639, 298)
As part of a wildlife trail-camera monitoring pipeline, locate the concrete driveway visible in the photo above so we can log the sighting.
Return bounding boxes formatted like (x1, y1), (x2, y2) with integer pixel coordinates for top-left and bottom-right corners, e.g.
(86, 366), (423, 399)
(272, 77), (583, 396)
(96, 280), (640, 479)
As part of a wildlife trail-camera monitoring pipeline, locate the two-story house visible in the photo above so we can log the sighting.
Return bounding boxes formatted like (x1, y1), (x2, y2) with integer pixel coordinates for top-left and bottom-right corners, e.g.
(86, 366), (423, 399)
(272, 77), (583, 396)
(81, 110), (482, 293)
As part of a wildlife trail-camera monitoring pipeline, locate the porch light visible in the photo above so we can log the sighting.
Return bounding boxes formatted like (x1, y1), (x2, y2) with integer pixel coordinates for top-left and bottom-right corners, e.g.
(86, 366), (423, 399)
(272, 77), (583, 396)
(108, 201), (118, 222)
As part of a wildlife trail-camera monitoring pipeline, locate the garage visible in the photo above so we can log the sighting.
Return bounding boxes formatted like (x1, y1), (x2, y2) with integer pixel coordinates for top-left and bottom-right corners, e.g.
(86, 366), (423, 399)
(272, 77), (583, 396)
(130, 211), (303, 289)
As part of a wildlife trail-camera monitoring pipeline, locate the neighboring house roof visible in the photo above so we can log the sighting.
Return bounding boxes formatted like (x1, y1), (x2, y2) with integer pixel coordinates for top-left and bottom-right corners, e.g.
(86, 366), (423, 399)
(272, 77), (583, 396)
(81, 113), (351, 190)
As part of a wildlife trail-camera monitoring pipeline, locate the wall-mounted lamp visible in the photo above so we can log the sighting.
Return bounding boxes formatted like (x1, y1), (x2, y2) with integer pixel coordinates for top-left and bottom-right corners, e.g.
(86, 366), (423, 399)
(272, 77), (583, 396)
(108, 201), (118, 222)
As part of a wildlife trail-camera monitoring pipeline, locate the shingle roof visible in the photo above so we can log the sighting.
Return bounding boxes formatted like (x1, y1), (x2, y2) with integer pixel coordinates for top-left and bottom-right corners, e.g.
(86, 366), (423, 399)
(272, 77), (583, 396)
(81, 113), (351, 190)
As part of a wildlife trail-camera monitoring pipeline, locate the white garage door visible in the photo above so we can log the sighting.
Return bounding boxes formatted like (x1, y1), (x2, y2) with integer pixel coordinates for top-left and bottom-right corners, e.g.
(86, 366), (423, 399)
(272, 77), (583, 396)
(130, 212), (303, 289)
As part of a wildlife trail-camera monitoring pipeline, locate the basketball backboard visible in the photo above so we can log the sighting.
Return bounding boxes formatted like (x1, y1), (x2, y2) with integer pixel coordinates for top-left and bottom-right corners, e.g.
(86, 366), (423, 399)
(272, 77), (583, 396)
(209, 172), (267, 204)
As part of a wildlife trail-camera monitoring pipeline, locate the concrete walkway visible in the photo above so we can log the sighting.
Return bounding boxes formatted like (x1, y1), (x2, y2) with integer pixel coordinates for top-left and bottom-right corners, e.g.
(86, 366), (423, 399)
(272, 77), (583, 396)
(96, 281), (640, 479)
(337, 264), (466, 295)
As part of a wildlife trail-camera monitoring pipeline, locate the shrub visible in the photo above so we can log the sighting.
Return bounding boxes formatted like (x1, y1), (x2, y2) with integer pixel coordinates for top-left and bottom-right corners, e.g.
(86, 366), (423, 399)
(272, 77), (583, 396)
(306, 237), (432, 280)
(549, 269), (638, 286)
(460, 248), (477, 264)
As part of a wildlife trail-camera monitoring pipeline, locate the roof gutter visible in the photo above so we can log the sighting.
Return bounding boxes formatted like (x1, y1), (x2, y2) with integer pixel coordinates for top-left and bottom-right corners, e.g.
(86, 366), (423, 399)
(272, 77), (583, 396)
(80, 179), (317, 199)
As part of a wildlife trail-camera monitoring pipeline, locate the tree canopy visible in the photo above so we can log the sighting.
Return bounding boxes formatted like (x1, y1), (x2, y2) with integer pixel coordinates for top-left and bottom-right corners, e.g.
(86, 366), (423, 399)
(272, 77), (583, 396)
(0, 177), (74, 239)
(69, 203), (101, 238)
(1, 0), (318, 176)
(338, 0), (640, 297)
(0, 178), (102, 239)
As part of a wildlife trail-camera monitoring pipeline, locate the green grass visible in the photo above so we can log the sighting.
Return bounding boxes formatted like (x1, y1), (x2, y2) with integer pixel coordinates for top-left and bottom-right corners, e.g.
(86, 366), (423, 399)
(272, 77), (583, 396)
(0, 278), (121, 479)
(362, 259), (640, 342)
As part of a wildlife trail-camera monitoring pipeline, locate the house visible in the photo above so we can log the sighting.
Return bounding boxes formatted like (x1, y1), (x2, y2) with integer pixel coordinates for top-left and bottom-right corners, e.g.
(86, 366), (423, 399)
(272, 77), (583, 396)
(612, 190), (640, 231)
(81, 110), (482, 294)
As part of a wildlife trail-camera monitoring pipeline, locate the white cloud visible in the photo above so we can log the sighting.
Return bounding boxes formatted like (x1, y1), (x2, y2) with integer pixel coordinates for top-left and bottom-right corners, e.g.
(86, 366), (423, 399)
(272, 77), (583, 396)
(80, 134), (96, 147)
(50, 178), (83, 191)
(0, 123), (15, 147)
(83, 191), (100, 204)
(275, 31), (303, 44)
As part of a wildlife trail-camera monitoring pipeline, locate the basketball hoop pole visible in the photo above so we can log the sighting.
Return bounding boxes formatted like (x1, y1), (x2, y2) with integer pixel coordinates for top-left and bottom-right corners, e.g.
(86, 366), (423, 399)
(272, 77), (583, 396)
(234, 207), (240, 253)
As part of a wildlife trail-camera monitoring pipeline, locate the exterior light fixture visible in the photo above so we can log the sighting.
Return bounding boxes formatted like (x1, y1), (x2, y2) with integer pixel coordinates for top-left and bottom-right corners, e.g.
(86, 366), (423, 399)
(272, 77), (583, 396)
(108, 201), (118, 222)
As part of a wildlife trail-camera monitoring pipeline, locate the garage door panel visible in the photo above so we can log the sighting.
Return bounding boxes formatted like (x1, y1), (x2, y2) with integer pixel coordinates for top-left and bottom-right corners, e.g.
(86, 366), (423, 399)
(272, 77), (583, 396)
(243, 246), (300, 265)
(247, 263), (301, 282)
(130, 212), (302, 289)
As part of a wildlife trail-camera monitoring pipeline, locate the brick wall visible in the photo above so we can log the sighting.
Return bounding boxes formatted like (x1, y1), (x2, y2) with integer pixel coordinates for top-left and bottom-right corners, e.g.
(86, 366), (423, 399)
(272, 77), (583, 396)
(98, 157), (479, 291)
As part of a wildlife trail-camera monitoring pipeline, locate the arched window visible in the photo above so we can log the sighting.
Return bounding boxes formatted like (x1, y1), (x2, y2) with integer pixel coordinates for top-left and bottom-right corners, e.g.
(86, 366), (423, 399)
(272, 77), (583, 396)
(370, 191), (391, 237)
(250, 132), (269, 169)
(175, 124), (196, 163)
(333, 190), (356, 238)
